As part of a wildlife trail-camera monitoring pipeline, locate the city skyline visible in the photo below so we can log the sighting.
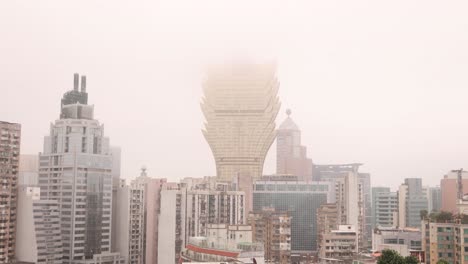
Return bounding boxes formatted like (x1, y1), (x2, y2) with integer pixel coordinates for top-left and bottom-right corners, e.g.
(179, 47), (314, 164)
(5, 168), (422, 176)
(3, 0), (468, 189)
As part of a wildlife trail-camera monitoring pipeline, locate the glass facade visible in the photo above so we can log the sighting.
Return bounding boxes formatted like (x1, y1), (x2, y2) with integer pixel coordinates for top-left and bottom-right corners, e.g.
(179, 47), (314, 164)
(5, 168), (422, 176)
(253, 182), (331, 251)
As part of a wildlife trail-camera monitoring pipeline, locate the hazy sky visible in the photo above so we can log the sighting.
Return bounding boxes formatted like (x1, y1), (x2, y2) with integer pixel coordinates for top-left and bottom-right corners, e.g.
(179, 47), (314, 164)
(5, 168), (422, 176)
(2, 0), (468, 189)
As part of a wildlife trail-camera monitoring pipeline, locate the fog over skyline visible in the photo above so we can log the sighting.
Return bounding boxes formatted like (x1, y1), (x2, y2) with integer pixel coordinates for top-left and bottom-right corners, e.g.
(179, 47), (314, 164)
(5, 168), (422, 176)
(2, 0), (468, 189)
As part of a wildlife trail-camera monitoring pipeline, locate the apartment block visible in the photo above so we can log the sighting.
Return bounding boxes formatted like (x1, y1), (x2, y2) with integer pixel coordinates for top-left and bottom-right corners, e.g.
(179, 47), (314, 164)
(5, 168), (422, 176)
(113, 182), (145, 264)
(16, 186), (62, 263)
(0, 121), (21, 263)
(249, 209), (292, 263)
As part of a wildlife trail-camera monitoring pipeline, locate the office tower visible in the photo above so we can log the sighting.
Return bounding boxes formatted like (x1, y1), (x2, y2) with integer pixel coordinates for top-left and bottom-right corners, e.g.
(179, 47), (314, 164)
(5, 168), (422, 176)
(441, 170), (468, 213)
(113, 181), (145, 264)
(372, 187), (398, 228)
(16, 186), (62, 263)
(318, 225), (358, 263)
(276, 109), (313, 181)
(38, 74), (121, 263)
(398, 178), (428, 228)
(0, 121), (20, 263)
(427, 186), (441, 213)
(249, 209), (292, 264)
(252, 180), (334, 254)
(201, 62), (281, 182)
(314, 164), (371, 246)
(131, 168), (167, 264)
(157, 184), (186, 264)
(18, 154), (39, 186)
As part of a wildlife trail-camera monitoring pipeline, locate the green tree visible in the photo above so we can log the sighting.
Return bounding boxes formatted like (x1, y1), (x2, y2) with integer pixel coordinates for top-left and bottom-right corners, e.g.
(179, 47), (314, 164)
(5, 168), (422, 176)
(436, 260), (449, 264)
(404, 256), (419, 264)
(377, 250), (404, 264)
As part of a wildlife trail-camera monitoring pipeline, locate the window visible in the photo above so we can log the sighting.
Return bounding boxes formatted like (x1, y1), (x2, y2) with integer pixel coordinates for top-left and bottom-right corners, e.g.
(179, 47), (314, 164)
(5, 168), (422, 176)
(464, 229), (468, 234)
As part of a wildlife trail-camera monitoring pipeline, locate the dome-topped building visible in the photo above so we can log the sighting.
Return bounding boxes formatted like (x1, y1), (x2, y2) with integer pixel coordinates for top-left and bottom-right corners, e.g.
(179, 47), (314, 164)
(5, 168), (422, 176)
(276, 109), (313, 181)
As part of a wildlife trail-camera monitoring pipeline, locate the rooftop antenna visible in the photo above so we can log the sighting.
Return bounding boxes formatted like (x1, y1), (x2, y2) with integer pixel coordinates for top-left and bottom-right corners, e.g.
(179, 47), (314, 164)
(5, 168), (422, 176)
(73, 73), (79, 91)
(81, 75), (86, 92)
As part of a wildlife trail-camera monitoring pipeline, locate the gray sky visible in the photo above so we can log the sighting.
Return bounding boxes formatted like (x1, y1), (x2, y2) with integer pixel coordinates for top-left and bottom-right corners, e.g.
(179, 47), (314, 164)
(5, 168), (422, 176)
(2, 0), (468, 189)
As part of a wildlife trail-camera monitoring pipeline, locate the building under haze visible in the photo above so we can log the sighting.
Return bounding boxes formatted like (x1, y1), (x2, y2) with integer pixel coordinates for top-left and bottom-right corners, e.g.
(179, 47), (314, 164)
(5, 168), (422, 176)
(201, 62), (281, 182)
(18, 154), (39, 186)
(113, 180), (145, 264)
(398, 178), (428, 228)
(0, 121), (21, 263)
(38, 74), (122, 263)
(276, 109), (313, 181)
(16, 186), (62, 264)
(131, 168), (167, 264)
(314, 164), (371, 247)
(252, 179), (334, 254)
(441, 170), (468, 213)
(372, 187), (398, 228)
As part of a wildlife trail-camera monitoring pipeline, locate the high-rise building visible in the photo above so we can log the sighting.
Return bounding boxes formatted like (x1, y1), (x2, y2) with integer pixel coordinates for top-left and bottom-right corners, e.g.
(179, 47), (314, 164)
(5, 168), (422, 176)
(38, 74), (122, 263)
(252, 180), (334, 253)
(131, 168), (167, 264)
(276, 109), (313, 181)
(0, 120), (21, 263)
(201, 62), (281, 182)
(427, 186), (441, 213)
(18, 154), (39, 186)
(16, 186), (62, 263)
(398, 178), (428, 228)
(157, 184), (186, 264)
(249, 208), (292, 264)
(441, 170), (468, 213)
(372, 187), (398, 228)
(314, 164), (372, 247)
(113, 181), (145, 264)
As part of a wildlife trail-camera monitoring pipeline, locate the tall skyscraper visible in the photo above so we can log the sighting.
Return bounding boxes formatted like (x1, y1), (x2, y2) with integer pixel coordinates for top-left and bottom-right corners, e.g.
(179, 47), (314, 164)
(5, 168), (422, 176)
(201, 62), (281, 182)
(276, 109), (313, 181)
(38, 74), (120, 263)
(0, 121), (21, 263)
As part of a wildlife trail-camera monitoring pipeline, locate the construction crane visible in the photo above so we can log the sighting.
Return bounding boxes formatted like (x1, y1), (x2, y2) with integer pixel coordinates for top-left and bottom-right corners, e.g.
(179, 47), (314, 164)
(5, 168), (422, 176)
(452, 168), (464, 201)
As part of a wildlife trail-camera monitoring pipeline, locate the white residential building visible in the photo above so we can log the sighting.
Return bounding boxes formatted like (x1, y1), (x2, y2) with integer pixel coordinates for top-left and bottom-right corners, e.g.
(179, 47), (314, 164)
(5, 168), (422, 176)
(113, 181), (145, 264)
(16, 186), (62, 263)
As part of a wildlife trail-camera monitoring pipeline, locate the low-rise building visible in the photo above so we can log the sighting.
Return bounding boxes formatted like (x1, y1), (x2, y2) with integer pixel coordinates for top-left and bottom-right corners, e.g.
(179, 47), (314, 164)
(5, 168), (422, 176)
(319, 225), (358, 264)
(181, 224), (264, 264)
(249, 208), (291, 263)
(372, 227), (421, 257)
